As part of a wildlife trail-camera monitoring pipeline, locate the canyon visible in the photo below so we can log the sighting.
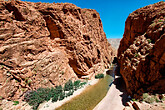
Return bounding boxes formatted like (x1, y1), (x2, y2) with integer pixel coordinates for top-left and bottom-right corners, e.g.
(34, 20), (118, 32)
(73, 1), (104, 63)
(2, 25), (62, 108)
(0, 0), (164, 110)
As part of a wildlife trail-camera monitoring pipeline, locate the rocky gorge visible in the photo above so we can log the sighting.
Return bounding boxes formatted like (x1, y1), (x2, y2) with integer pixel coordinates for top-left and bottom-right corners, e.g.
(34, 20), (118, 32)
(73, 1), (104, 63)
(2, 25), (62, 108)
(118, 1), (165, 98)
(0, 0), (165, 110)
(0, 0), (115, 105)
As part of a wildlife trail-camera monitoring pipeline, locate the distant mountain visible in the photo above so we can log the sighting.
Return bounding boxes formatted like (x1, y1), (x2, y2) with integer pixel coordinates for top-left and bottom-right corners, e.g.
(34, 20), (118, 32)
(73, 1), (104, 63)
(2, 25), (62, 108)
(107, 38), (121, 50)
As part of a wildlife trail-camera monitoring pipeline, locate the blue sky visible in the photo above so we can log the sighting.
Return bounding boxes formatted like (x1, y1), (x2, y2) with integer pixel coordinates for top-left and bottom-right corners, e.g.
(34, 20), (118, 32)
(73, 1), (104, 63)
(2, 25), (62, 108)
(23, 0), (163, 38)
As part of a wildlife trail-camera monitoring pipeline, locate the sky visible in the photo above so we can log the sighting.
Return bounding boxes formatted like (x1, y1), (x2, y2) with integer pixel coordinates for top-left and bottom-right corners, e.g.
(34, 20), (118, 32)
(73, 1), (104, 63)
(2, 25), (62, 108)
(23, 0), (163, 38)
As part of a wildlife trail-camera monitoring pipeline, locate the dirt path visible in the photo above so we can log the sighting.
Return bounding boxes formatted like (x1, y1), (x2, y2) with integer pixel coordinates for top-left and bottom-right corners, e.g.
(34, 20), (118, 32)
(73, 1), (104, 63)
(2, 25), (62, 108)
(93, 75), (129, 110)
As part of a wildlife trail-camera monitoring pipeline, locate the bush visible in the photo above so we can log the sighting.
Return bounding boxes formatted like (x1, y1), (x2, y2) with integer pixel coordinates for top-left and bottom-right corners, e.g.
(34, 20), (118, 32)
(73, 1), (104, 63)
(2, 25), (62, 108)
(0, 96), (3, 100)
(95, 74), (104, 79)
(134, 53), (139, 57)
(143, 97), (155, 103)
(64, 80), (73, 91)
(74, 80), (81, 90)
(13, 101), (19, 105)
(48, 87), (58, 102)
(142, 93), (156, 104)
(155, 97), (160, 102)
(147, 39), (152, 43)
(24, 80), (87, 110)
(52, 94), (58, 102)
(143, 93), (149, 99)
(56, 85), (63, 94)
(67, 90), (74, 96)
(24, 91), (42, 110)
(59, 92), (65, 101)
(158, 19), (163, 22)
(24, 88), (51, 110)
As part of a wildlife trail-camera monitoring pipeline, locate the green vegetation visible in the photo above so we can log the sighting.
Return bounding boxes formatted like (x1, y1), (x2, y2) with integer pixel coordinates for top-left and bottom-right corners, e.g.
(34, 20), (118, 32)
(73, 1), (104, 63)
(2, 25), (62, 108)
(95, 73), (104, 79)
(0, 96), (3, 100)
(147, 39), (152, 43)
(143, 97), (155, 104)
(56, 74), (114, 110)
(158, 19), (163, 22)
(73, 80), (81, 90)
(64, 80), (73, 91)
(13, 101), (19, 105)
(132, 98), (139, 101)
(0, 65), (4, 69)
(143, 93), (149, 99)
(142, 93), (161, 104)
(24, 80), (86, 110)
(134, 53), (139, 57)
(155, 96), (160, 102)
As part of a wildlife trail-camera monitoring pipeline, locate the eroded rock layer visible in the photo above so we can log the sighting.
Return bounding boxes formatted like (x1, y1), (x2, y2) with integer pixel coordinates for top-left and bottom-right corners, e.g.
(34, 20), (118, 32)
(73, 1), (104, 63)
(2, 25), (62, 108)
(118, 1), (165, 98)
(0, 0), (114, 100)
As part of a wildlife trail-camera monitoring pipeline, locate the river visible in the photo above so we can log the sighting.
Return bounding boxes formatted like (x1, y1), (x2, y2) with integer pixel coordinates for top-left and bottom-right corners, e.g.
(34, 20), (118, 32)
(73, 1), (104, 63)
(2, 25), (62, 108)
(56, 65), (116, 110)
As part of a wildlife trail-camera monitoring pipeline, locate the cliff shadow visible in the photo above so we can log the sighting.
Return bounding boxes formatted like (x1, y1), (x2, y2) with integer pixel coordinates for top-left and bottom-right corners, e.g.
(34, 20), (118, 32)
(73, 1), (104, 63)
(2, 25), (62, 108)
(113, 66), (130, 106)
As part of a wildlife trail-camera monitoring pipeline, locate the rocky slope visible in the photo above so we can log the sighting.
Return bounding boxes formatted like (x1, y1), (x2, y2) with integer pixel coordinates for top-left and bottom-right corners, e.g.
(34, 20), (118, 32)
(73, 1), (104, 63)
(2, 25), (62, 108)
(0, 0), (114, 101)
(118, 1), (165, 98)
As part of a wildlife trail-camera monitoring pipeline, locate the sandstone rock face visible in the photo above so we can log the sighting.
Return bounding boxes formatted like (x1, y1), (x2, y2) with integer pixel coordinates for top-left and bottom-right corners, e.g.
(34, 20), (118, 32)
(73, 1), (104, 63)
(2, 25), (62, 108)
(0, 0), (114, 100)
(118, 1), (165, 98)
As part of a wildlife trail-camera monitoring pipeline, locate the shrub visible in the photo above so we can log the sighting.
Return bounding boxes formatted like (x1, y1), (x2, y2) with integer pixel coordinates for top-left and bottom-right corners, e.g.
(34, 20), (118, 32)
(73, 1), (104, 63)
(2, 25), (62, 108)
(67, 90), (74, 97)
(132, 98), (136, 101)
(24, 88), (52, 110)
(143, 97), (155, 103)
(80, 82), (87, 88)
(143, 93), (149, 99)
(13, 101), (19, 105)
(24, 91), (42, 110)
(52, 94), (58, 102)
(158, 19), (163, 22)
(74, 80), (81, 90)
(56, 85), (63, 94)
(142, 93), (155, 104)
(95, 74), (104, 79)
(24, 80), (86, 110)
(147, 39), (152, 43)
(0, 96), (3, 100)
(64, 80), (73, 91)
(59, 92), (65, 101)
(134, 53), (139, 57)
(155, 97), (160, 102)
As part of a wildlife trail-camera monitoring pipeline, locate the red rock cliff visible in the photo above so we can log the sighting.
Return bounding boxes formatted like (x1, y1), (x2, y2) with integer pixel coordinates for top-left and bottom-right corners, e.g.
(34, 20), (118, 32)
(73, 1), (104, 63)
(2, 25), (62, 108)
(0, 0), (114, 100)
(118, 1), (165, 98)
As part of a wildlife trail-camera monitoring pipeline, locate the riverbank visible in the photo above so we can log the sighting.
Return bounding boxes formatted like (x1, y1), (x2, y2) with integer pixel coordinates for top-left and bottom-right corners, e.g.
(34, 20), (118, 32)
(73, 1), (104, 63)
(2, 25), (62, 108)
(93, 74), (129, 110)
(38, 69), (109, 110)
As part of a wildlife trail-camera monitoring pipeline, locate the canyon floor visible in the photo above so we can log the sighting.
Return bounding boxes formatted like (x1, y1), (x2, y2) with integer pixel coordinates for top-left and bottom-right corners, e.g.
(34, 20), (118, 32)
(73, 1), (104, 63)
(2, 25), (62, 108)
(94, 68), (129, 110)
